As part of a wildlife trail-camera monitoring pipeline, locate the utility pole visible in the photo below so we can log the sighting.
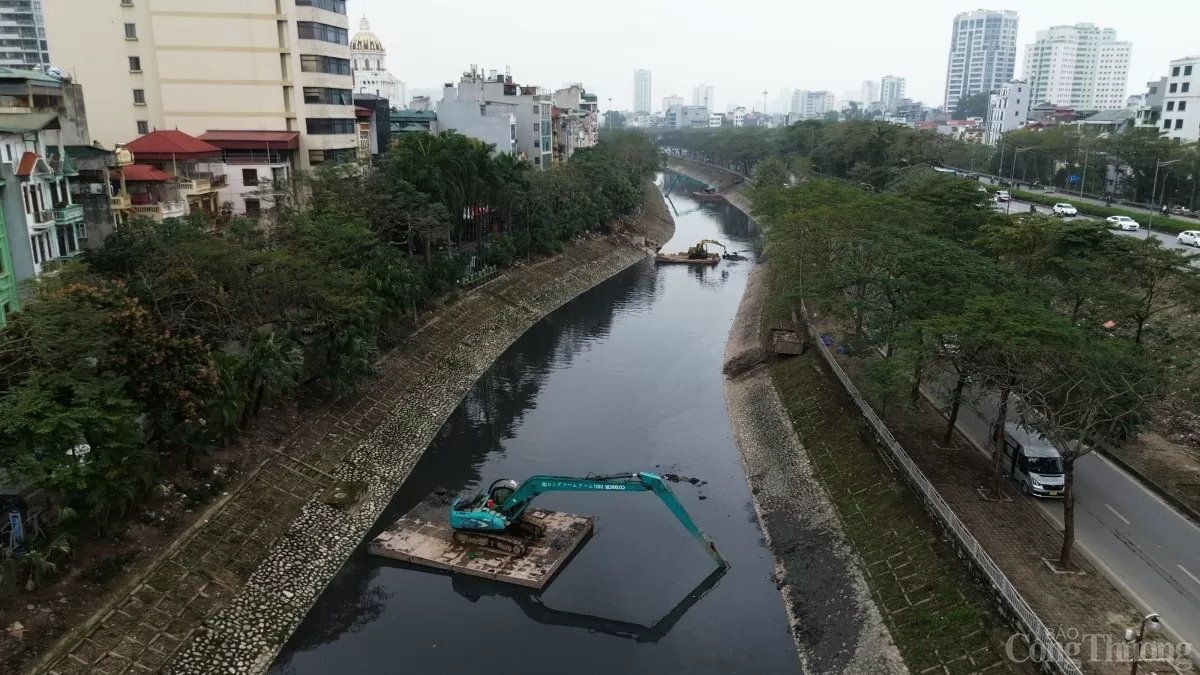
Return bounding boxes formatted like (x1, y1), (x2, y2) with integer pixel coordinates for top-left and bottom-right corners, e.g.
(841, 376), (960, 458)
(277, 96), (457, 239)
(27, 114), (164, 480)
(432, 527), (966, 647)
(1147, 159), (1181, 238)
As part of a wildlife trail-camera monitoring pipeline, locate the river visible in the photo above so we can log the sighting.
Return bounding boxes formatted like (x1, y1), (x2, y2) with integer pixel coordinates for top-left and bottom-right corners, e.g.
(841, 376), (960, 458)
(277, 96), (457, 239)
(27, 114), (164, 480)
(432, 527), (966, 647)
(269, 173), (801, 674)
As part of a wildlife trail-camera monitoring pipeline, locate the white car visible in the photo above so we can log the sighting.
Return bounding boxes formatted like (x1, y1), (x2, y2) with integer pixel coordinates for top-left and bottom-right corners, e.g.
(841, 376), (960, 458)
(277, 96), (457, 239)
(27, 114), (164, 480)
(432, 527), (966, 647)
(995, 190), (1012, 202)
(1179, 230), (1200, 247)
(1106, 215), (1140, 231)
(1052, 203), (1078, 217)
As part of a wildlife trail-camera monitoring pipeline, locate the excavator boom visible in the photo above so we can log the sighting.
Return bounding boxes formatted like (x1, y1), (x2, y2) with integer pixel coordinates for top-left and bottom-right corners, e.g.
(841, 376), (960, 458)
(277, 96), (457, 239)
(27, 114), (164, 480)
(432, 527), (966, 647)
(450, 472), (728, 568)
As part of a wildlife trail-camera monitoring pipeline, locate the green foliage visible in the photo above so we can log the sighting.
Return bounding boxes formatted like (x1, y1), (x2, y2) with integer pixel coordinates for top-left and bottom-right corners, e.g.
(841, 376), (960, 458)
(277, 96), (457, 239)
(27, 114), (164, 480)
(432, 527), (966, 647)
(952, 93), (990, 120)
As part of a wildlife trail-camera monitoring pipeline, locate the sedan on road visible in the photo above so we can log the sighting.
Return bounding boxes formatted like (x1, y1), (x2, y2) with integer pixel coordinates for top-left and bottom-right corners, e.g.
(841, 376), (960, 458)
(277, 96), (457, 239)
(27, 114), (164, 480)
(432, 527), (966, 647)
(1052, 203), (1078, 217)
(1107, 215), (1140, 231)
(995, 190), (1012, 202)
(1179, 230), (1200, 247)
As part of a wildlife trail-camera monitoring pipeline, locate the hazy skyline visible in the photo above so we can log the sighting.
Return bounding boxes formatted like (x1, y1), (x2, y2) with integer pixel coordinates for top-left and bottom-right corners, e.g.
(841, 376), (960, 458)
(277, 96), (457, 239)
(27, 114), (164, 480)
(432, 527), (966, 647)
(349, 0), (1199, 112)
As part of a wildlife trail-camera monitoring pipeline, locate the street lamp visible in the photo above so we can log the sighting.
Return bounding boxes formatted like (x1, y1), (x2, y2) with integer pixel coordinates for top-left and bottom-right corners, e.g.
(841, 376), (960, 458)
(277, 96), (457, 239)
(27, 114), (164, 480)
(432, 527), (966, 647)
(1006, 147), (1028, 213)
(1125, 612), (1160, 675)
(1147, 159), (1181, 238)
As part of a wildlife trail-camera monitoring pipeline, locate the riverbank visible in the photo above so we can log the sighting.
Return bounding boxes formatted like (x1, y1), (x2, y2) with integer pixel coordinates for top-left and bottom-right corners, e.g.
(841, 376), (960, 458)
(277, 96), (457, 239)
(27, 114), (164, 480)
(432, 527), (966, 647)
(666, 159), (752, 214)
(722, 263), (906, 674)
(30, 184), (674, 675)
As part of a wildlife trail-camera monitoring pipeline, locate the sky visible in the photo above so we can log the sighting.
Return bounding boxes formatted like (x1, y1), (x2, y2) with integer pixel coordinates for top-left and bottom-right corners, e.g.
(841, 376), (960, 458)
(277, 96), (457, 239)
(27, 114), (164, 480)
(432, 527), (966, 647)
(349, 0), (1200, 112)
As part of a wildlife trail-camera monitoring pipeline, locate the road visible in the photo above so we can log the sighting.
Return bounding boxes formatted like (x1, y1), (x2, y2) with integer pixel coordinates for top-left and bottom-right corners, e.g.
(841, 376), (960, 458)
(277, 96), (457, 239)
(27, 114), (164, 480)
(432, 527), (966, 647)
(992, 198), (1200, 255)
(925, 374), (1200, 662)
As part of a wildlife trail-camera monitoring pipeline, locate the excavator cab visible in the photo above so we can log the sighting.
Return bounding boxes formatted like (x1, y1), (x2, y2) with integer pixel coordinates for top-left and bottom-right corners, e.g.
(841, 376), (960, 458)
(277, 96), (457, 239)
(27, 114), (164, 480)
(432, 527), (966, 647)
(487, 479), (520, 506)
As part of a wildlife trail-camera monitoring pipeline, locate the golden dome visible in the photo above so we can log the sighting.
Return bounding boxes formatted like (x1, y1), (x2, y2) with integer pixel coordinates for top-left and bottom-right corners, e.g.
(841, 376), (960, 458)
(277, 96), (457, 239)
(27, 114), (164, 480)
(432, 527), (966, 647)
(350, 16), (385, 53)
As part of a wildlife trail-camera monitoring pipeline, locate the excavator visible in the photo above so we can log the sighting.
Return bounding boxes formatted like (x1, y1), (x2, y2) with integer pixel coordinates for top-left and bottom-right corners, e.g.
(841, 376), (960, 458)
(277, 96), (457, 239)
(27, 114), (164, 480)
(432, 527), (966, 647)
(449, 472), (729, 569)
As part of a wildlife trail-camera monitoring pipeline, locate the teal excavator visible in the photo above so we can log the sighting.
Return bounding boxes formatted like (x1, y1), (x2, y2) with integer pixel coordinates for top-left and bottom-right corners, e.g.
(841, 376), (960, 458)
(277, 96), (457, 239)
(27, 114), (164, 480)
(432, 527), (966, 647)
(449, 472), (728, 568)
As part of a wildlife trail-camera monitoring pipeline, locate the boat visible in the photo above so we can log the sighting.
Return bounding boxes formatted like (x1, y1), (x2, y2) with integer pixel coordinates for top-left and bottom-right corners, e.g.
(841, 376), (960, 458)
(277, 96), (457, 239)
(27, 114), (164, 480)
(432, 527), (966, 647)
(692, 187), (724, 202)
(655, 252), (720, 265)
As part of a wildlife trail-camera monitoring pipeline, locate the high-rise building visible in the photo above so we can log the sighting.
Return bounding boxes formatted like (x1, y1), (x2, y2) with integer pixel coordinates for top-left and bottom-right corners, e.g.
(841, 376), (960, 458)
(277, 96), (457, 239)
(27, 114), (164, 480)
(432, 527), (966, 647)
(351, 16), (405, 106)
(880, 75), (906, 111)
(861, 80), (879, 105)
(662, 94), (683, 113)
(633, 69), (651, 114)
(44, 0), (358, 169)
(0, 0), (49, 70)
(778, 88), (794, 114)
(1160, 56), (1200, 143)
(692, 84), (715, 112)
(943, 10), (1019, 110)
(1023, 24), (1131, 110)
(789, 91), (835, 119)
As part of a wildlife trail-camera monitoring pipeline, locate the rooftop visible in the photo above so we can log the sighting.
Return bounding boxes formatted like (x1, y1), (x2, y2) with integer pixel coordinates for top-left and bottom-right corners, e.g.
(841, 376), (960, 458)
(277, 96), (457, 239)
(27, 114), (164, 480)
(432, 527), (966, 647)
(0, 66), (65, 86)
(126, 129), (222, 160)
(197, 130), (300, 151)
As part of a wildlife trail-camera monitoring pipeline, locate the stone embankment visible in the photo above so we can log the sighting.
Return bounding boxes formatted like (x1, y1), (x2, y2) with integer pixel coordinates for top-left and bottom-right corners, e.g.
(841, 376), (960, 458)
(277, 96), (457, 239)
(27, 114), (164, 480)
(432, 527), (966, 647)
(665, 158), (752, 214)
(33, 184), (674, 675)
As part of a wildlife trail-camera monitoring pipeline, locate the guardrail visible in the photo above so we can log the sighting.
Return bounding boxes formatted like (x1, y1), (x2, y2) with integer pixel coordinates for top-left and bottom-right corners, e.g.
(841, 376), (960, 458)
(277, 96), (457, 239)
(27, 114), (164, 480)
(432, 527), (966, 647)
(799, 302), (1082, 675)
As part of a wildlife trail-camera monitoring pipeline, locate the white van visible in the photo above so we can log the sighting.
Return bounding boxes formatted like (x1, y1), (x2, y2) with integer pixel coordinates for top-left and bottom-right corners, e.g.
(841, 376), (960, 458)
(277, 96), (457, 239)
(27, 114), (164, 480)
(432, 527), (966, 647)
(990, 423), (1066, 498)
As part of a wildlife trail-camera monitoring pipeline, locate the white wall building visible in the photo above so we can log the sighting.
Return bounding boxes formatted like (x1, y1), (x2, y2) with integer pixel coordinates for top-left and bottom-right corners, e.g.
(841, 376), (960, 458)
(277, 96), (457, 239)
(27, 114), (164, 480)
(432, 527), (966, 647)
(880, 76), (906, 111)
(708, 112), (723, 127)
(45, 0), (357, 169)
(943, 9), (1019, 110)
(443, 67), (552, 168)
(790, 90), (835, 119)
(1160, 56), (1200, 143)
(351, 16), (405, 106)
(662, 94), (683, 113)
(437, 85), (517, 157)
(1134, 78), (1167, 129)
(666, 105), (708, 129)
(1023, 23), (1131, 110)
(633, 69), (651, 114)
(552, 85), (598, 163)
(984, 79), (1030, 146)
(861, 81), (879, 105)
(692, 84), (715, 112)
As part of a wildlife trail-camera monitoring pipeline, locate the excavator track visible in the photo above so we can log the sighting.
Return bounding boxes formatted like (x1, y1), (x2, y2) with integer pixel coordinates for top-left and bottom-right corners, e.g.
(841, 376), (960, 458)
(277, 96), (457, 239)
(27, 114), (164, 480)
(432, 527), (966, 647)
(452, 530), (528, 557)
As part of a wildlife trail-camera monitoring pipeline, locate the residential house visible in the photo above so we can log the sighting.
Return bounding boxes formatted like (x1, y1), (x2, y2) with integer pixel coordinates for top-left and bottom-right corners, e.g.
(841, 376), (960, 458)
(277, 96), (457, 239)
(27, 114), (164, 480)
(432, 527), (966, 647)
(550, 85), (598, 164)
(389, 109), (437, 137)
(121, 130), (226, 220)
(197, 131), (299, 217)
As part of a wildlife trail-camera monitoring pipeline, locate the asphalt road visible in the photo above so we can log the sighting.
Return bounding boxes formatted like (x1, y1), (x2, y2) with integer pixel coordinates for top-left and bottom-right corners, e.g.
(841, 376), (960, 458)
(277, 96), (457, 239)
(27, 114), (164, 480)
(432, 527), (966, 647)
(925, 373), (1200, 662)
(992, 198), (1200, 255)
(966, 171), (1200, 224)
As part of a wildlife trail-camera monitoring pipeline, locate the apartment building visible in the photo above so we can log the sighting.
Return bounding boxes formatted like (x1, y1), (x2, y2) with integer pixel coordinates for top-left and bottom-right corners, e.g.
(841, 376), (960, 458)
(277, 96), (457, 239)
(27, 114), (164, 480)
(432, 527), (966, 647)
(1134, 78), (1167, 129)
(860, 81), (879, 106)
(0, 68), (84, 311)
(790, 90), (835, 119)
(551, 85), (598, 164)
(984, 79), (1030, 145)
(0, 0), (48, 70)
(943, 9), (1019, 110)
(661, 94), (683, 113)
(692, 84), (715, 113)
(1160, 56), (1200, 143)
(443, 67), (552, 169)
(633, 70), (651, 115)
(880, 75), (906, 111)
(44, 0), (357, 170)
(1023, 24), (1131, 110)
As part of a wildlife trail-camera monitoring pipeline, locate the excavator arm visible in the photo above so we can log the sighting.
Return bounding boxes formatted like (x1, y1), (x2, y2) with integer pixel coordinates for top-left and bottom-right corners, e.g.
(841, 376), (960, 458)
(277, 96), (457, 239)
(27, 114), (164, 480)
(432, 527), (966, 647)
(454, 472), (728, 569)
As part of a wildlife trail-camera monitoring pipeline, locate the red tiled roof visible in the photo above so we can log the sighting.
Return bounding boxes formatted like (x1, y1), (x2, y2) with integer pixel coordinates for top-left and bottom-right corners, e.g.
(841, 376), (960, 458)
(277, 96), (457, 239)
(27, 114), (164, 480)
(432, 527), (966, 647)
(197, 130), (300, 150)
(126, 129), (222, 160)
(116, 164), (177, 182)
(15, 151), (38, 177)
(355, 107), (374, 118)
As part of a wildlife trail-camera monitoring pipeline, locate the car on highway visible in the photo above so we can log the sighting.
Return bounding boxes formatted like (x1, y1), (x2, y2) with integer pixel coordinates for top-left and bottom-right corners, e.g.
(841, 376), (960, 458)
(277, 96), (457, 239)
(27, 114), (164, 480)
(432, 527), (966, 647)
(995, 190), (1012, 202)
(1106, 215), (1140, 231)
(991, 423), (1066, 498)
(1179, 230), (1200, 247)
(1052, 203), (1078, 217)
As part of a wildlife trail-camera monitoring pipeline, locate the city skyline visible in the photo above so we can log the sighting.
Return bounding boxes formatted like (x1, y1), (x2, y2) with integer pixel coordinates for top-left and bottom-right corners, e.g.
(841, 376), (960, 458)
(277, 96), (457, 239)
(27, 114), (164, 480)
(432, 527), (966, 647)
(346, 0), (1198, 112)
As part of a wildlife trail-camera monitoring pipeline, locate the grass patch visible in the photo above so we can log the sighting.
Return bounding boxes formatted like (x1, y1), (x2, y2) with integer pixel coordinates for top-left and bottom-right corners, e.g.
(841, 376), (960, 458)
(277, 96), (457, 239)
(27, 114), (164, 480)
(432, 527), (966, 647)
(770, 353), (1022, 674)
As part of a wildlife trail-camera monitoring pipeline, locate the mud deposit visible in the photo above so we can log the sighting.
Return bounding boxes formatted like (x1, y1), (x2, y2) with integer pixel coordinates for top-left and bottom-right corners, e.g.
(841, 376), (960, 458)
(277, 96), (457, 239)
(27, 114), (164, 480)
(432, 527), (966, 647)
(270, 176), (801, 674)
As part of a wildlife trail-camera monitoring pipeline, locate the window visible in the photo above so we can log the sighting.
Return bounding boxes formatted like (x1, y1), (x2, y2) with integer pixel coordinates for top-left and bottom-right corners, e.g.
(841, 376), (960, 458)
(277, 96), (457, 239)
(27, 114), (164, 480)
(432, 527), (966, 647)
(308, 148), (355, 165)
(302, 87), (352, 105)
(1176, 119), (1184, 130)
(137, 120), (149, 135)
(76, 222), (88, 241)
(296, 21), (348, 45)
(294, 0), (346, 13)
(1187, 66), (1194, 76)
(1167, 101), (1176, 111)
(1170, 83), (1178, 93)
(1180, 101), (1188, 111)
(1184, 83), (1192, 93)
(128, 56), (141, 72)
(299, 54), (351, 76)
(242, 168), (258, 186)
(1149, 86), (1158, 95)
(124, 23), (137, 39)
(3, 145), (9, 162)
(121, 0), (134, 6)
(1164, 119), (1172, 129)
(132, 89), (145, 105)
(304, 118), (356, 135)
(1173, 66), (1181, 76)
(244, 198), (262, 216)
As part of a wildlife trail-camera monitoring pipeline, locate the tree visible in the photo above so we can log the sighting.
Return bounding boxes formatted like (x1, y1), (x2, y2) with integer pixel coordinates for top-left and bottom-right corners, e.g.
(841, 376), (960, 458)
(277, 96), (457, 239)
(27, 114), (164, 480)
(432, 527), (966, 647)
(1014, 338), (1162, 567)
(1107, 238), (1200, 344)
(750, 155), (789, 190)
(953, 93), (990, 120)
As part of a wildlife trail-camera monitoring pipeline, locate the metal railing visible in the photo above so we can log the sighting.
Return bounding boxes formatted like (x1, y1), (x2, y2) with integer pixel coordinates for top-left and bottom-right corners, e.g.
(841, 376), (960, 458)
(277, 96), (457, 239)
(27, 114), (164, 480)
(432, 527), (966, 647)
(800, 303), (1083, 675)
(53, 204), (84, 223)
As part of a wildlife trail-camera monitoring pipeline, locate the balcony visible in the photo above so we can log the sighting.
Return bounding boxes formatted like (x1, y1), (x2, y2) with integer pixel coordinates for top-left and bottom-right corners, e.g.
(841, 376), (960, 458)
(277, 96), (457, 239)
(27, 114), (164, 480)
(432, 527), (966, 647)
(31, 210), (54, 228)
(54, 204), (85, 224)
(111, 193), (132, 211)
(132, 201), (188, 222)
(179, 174), (226, 194)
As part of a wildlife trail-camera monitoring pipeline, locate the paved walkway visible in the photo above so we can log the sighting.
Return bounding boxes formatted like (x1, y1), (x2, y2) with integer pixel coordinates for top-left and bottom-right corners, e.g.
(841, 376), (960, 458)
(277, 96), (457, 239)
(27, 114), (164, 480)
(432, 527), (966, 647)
(34, 233), (655, 675)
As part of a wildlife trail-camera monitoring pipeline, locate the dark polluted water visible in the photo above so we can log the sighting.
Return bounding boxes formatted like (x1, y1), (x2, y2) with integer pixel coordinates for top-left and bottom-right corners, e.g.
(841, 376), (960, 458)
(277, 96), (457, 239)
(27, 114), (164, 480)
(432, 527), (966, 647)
(270, 174), (801, 674)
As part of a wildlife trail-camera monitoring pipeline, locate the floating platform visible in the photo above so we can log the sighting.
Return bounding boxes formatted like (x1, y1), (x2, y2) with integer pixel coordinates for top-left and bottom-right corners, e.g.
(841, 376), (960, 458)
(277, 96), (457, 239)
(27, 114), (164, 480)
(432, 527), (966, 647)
(654, 253), (720, 265)
(368, 506), (593, 589)
(692, 191), (724, 202)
